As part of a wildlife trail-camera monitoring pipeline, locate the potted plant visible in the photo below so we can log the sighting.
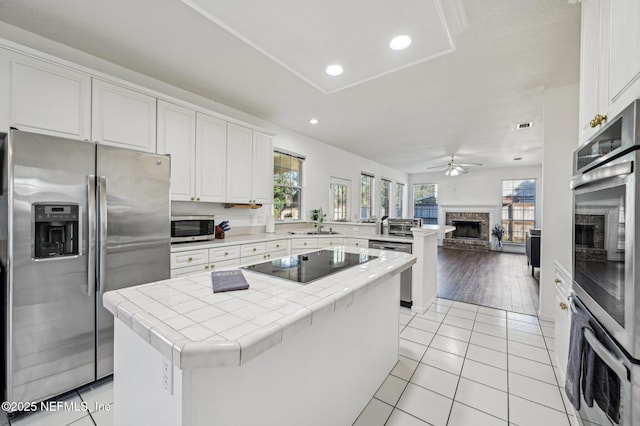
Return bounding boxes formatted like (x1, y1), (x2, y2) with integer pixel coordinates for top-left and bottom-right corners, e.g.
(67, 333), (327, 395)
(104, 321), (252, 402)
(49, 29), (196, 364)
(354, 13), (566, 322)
(311, 208), (326, 229)
(492, 224), (505, 249)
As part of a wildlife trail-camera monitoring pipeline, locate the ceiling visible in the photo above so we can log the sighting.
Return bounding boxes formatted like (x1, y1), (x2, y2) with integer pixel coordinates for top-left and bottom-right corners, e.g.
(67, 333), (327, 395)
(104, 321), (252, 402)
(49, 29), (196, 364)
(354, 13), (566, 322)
(0, 0), (581, 174)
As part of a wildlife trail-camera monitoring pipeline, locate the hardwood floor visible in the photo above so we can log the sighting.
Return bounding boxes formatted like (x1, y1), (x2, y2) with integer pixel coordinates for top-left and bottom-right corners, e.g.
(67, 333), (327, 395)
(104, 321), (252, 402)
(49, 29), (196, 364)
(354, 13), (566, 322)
(437, 247), (540, 315)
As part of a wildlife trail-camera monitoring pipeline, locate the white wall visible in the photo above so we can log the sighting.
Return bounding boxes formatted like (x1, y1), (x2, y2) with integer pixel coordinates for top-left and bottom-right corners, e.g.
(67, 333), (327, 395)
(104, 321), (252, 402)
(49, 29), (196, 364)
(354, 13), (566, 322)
(0, 22), (409, 230)
(538, 84), (579, 320)
(409, 165), (543, 250)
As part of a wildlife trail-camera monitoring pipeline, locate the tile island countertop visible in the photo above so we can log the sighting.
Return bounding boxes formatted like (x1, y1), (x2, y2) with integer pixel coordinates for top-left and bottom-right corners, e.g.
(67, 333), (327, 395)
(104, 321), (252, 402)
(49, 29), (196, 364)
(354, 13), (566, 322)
(103, 246), (415, 370)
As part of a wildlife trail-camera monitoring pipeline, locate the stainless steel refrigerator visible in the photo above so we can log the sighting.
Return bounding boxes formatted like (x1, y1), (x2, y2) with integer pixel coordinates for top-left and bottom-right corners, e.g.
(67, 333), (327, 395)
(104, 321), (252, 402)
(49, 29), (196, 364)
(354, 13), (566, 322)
(0, 130), (170, 406)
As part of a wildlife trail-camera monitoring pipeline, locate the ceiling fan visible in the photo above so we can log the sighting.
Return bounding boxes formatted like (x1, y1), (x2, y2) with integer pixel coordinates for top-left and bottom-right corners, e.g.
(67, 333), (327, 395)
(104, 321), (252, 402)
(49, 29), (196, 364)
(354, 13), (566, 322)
(427, 155), (483, 176)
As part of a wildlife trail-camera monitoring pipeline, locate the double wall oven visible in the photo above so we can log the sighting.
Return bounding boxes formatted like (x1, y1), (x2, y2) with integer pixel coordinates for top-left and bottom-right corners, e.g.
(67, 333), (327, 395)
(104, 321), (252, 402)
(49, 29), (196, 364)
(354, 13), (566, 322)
(571, 100), (640, 425)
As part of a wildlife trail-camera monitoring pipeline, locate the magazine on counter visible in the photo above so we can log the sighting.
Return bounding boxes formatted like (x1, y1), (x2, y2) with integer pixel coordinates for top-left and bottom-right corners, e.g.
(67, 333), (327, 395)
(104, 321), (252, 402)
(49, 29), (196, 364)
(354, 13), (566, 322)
(211, 269), (250, 293)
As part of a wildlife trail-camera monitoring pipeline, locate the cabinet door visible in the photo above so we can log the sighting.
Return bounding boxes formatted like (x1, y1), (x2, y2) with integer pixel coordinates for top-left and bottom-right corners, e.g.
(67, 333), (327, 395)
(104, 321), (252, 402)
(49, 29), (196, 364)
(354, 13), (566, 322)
(195, 113), (226, 202)
(252, 131), (273, 204)
(92, 79), (157, 152)
(608, 0), (640, 104)
(554, 291), (571, 382)
(226, 123), (253, 203)
(579, 0), (608, 142)
(157, 100), (196, 201)
(9, 54), (91, 140)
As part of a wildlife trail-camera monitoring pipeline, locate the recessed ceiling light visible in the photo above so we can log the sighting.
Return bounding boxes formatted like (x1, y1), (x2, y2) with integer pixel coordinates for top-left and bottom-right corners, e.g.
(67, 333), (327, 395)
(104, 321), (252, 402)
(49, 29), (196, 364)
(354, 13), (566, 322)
(389, 35), (412, 51)
(309, 118), (319, 125)
(325, 64), (344, 76)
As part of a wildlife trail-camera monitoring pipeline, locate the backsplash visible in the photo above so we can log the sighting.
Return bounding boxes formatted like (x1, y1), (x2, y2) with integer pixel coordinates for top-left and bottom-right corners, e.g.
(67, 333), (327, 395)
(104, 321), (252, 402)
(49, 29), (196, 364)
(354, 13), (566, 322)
(171, 201), (269, 236)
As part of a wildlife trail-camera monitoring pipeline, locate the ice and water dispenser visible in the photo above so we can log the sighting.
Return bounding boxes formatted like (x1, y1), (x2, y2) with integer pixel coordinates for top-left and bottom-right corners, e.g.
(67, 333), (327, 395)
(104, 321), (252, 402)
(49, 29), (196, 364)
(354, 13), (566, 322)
(33, 203), (80, 259)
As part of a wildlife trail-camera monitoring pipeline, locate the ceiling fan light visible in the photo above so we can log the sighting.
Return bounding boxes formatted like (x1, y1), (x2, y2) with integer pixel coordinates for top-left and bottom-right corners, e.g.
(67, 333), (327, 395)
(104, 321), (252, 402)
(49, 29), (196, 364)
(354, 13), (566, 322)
(444, 167), (460, 176)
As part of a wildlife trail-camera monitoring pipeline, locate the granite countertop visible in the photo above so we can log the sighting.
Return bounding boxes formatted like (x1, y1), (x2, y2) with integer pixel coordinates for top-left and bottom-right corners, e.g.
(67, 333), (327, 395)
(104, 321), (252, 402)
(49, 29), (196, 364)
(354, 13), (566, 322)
(170, 232), (414, 253)
(103, 246), (415, 370)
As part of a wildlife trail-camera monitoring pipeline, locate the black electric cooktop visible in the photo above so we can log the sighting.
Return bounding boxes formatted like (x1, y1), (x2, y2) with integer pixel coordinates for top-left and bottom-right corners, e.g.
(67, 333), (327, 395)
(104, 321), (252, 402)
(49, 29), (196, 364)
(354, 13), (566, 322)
(243, 249), (377, 284)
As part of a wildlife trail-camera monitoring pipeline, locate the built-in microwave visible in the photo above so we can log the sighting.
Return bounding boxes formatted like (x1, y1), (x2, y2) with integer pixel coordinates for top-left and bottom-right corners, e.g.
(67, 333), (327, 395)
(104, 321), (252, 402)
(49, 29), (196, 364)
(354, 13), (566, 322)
(170, 216), (215, 243)
(570, 99), (640, 361)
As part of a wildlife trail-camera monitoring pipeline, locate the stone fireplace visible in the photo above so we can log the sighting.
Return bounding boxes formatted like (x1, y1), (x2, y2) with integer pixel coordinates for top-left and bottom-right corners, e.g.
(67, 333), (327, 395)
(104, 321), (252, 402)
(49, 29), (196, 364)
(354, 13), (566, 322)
(575, 214), (607, 262)
(444, 212), (491, 251)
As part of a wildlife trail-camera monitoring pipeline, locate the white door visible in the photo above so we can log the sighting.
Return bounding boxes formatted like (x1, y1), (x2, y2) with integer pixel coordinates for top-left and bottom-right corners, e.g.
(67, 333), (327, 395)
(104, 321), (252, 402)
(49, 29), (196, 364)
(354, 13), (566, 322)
(226, 122), (253, 203)
(195, 113), (227, 202)
(157, 100), (196, 201)
(92, 79), (157, 152)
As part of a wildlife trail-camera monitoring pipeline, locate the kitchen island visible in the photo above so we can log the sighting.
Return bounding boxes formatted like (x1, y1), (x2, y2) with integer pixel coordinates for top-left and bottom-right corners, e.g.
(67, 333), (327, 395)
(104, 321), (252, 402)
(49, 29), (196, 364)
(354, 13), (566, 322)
(103, 246), (415, 426)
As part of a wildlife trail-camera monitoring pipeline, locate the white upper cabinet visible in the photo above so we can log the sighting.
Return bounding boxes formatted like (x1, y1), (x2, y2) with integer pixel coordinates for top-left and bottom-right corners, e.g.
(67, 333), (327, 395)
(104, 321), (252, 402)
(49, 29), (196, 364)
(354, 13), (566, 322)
(252, 131), (274, 204)
(579, 0), (608, 142)
(226, 123), (254, 203)
(6, 53), (91, 140)
(157, 100), (196, 201)
(157, 104), (227, 202)
(579, 0), (640, 143)
(195, 113), (227, 202)
(92, 79), (157, 152)
(226, 123), (273, 204)
(607, 0), (640, 106)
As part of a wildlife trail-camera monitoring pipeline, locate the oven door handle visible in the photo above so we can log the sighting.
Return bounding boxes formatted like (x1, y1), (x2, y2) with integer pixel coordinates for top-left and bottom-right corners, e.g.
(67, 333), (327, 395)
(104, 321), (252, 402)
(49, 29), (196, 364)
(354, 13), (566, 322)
(570, 161), (633, 189)
(583, 328), (629, 381)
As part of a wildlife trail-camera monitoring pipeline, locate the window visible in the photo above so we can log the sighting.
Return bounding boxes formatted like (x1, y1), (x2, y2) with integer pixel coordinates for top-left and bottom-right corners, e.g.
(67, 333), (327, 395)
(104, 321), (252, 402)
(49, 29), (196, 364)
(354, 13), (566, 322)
(395, 183), (404, 217)
(414, 184), (438, 224)
(360, 173), (374, 219)
(501, 179), (536, 243)
(330, 177), (350, 221)
(273, 150), (304, 220)
(380, 178), (391, 217)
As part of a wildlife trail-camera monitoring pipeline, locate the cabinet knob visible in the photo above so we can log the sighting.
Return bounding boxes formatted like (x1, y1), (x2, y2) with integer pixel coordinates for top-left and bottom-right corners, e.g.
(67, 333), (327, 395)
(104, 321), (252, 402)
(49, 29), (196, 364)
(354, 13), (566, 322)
(253, 248), (257, 252)
(276, 244), (280, 248)
(590, 114), (607, 128)
(330, 242), (333, 245)
(188, 257), (193, 262)
(205, 265), (209, 270)
(197, 197), (201, 201)
(559, 302), (568, 311)
(224, 252), (229, 256)
(355, 243), (359, 246)
(190, 197), (195, 201)
(304, 242), (307, 246)
(554, 278), (561, 284)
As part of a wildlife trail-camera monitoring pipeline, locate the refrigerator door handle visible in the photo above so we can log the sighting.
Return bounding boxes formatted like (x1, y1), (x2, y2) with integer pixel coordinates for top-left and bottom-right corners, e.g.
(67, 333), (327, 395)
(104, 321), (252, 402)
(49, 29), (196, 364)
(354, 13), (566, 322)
(87, 175), (96, 296)
(98, 176), (107, 292)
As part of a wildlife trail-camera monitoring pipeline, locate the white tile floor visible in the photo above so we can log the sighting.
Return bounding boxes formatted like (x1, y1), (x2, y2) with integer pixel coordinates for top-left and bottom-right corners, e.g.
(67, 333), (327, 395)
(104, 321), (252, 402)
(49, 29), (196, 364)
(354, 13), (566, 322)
(354, 298), (574, 426)
(1, 298), (571, 426)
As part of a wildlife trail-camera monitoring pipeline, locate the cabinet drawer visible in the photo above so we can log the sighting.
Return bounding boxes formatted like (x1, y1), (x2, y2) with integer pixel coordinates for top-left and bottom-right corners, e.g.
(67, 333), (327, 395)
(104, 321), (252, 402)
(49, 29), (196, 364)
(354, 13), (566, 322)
(241, 242), (266, 257)
(209, 245), (241, 261)
(170, 249), (208, 269)
(344, 238), (368, 248)
(268, 249), (288, 260)
(318, 238), (344, 248)
(241, 253), (270, 266)
(210, 258), (241, 271)
(290, 238), (318, 250)
(266, 239), (287, 252)
(171, 264), (209, 278)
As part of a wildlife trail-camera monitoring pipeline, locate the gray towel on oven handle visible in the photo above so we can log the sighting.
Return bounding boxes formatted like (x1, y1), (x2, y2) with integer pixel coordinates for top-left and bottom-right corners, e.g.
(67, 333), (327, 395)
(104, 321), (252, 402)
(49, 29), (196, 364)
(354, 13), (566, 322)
(582, 338), (622, 424)
(565, 311), (593, 410)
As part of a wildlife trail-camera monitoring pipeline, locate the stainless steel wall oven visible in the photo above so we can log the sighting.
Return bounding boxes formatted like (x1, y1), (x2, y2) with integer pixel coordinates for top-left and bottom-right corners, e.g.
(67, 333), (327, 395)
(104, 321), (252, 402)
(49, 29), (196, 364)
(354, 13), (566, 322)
(571, 100), (640, 361)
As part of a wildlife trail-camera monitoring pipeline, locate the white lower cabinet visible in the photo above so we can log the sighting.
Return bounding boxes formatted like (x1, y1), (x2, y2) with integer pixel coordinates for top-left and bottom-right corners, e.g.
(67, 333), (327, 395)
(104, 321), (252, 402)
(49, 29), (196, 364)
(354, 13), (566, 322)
(240, 242), (266, 258)
(344, 238), (368, 248)
(172, 264), (210, 278)
(318, 238), (345, 248)
(553, 262), (572, 384)
(210, 258), (241, 271)
(291, 238), (318, 254)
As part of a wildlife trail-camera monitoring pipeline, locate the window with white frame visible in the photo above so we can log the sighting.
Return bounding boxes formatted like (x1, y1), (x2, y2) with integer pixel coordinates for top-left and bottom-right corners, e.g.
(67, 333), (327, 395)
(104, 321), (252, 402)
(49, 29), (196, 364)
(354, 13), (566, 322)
(413, 183), (438, 224)
(330, 177), (350, 221)
(360, 173), (374, 219)
(380, 178), (391, 217)
(395, 183), (404, 217)
(501, 179), (536, 243)
(273, 150), (304, 220)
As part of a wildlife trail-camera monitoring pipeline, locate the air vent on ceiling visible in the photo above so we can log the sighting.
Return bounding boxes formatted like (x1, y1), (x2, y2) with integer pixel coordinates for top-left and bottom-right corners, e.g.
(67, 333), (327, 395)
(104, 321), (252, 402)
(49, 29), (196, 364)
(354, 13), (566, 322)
(517, 122), (533, 130)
